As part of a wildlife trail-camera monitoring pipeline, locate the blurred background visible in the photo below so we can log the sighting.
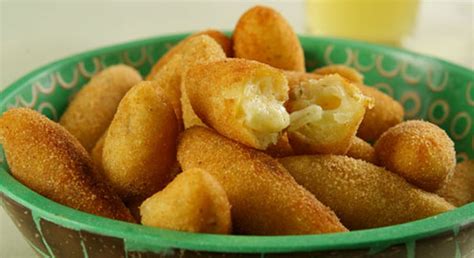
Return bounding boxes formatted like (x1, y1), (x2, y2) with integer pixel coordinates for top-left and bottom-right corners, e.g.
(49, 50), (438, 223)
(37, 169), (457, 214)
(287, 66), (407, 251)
(0, 0), (473, 256)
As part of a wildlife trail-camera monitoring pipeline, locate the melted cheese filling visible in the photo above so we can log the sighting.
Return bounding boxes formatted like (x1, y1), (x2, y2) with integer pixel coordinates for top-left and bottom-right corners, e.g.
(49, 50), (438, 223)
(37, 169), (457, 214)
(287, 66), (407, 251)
(288, 75), (366, 136)
(242, 84), (290, 134)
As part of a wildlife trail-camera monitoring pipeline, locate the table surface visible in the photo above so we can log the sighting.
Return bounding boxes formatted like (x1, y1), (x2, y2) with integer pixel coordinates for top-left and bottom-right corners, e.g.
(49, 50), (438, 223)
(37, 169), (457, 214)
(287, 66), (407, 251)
(0, 1), (472, 257)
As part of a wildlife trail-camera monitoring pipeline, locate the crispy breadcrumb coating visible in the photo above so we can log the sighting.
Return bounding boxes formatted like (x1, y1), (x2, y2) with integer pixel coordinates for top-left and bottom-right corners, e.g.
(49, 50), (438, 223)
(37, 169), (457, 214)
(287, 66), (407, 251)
(141, 168), (231, 234)
(102, 82), (179, 201)
(375, 120), (456, 192)
(346, 136), (376, 163)
(60, 65), (142, 151)
(184, 59), (290, 150)
(0, 108), (135, 222)
(436, 160), (474, 207)
(146, 29), (232, 80)
(233, 6), (305, 71)
(177, 126), (347, 235)
(357, 85), (404, 142)
(279, 155), (455, 230)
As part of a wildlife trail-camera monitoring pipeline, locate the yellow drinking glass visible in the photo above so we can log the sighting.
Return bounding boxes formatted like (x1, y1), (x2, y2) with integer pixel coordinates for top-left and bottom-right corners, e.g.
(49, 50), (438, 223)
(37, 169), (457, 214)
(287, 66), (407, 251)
(306, 0), (420, 46)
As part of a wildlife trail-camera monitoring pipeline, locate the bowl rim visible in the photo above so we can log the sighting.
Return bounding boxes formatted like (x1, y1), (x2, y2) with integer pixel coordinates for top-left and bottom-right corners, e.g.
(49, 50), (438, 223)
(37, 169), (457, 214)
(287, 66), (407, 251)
(1, 32), (473, 254)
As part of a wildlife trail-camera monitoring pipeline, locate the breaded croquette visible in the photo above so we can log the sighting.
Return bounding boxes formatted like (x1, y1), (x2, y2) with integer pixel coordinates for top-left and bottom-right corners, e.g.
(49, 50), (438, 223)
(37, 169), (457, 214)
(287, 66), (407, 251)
(0, 108), (135, 222)
(357, 85), (404, 142)
(146, 29), (232, 80)
(233, 6), (305, 72)
(185, 59), (290, 150)
(150, 35), (226, 124)
(177, 126), (347, 235)
(179, 36), (227, 129)
(140, 168), (231, 234)
(60, 65), (142, 151)
(346, 136), (376, 164)
(375, 120), (456, 192)
(279, 155), (455, 230)
(313, 65), (364, 84)
(286, 74), (372, 154)
(102, 82), (179, 201)
(436, 160), (474, 207)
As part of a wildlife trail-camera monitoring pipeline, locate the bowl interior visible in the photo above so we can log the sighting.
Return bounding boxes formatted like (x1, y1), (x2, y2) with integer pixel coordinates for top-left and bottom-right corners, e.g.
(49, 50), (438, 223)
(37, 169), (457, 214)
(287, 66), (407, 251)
(0, 33), (473, 254)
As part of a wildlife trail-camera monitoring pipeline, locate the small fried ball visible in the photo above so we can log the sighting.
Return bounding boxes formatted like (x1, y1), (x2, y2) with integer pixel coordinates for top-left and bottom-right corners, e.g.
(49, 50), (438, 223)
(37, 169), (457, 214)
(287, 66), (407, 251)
(375, 120), (456, 192)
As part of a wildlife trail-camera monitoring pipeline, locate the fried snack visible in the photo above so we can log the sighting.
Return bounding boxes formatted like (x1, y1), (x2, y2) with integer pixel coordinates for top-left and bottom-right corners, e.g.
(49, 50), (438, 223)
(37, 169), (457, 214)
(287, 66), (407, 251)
(177, 127), (347, 235)
(60, 65), (142, 151)
(0, 108), (135, 222)
(179, 36), (227, 129)
(279, 155), (455, 230)
(184, 59), (290, 150)
(313, 65), (364, 84)
(375, 120), (456, 192)
(150, 35), (226, 123)
(102, 82), (179, 201)
(146, 29), (232, 80)
(346, 136), (376, 164)
(265, 133), (294, 158)
(283, 70), (323, 91)
(357, 85), (404, 142)
(286, 74), (372, 154)
(140, 168), (231, 234)
(436, 160), (474, 207)
(233, 5), (305, 71)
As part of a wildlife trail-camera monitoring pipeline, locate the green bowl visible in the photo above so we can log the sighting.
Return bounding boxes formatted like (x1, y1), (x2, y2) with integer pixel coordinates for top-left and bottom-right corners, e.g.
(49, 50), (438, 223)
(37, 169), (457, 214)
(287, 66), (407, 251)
(0, 33), (473, 258)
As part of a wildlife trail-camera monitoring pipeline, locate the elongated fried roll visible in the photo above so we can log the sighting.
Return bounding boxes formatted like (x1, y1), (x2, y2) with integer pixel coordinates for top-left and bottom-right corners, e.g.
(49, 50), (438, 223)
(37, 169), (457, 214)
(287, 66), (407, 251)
(177, 126), (347, 235)
(279, 155), (455, 230)
(60, 65), (142, 151)
(286, 74), (372, 154)
(184, 59), (290, 150)
(150, 35), (226, 125)
(0, 108), (135, 222)
(141, 168), (231, 234)
(233, 6), (305, 71)
(102, 82), (179, 201)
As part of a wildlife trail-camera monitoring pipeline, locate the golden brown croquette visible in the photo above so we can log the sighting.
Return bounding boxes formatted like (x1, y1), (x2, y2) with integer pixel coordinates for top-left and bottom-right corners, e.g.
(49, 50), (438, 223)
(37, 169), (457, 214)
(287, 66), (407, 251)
(279, 155), (455, 230)
(177, 126), (347, 235)
(233, 6), (305, 71)
(59, 65), (142, 151)
(140, 168), (231, 234)
(0, 108), (135, 222)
